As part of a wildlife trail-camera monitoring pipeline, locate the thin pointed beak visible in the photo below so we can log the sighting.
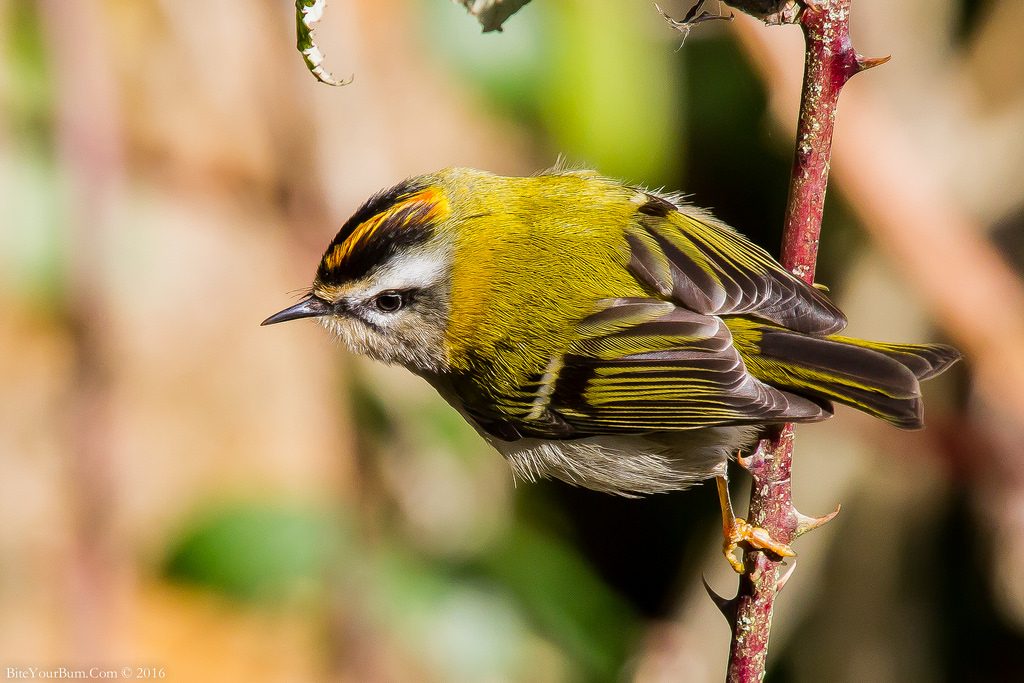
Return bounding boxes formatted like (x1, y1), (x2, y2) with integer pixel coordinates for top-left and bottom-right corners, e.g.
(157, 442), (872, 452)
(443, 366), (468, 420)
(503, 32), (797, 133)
(261, 295), (333, 326)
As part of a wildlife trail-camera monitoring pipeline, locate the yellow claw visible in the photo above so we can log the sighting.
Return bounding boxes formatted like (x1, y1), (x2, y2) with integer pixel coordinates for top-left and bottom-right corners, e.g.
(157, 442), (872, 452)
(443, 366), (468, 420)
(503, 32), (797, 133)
(716, 477), (795, 573)
(722, 516), (796, 574)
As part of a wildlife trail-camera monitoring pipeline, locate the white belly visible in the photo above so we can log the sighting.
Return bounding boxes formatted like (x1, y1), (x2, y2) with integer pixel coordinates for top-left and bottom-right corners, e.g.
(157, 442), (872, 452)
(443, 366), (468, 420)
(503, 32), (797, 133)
(488, 426), (761, 497)
(424, 372), (761, 497)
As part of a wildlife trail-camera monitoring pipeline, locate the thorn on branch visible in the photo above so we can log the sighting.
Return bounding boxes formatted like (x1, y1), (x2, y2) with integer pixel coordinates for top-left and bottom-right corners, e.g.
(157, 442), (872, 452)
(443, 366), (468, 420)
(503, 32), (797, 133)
(855, 53), (892, 73)
(736, 440), (767, 473)
(794, 503), (841, 537)
(736, 451), (753, 471)
(775, 559), (798, 593)
(702, 575), (739, 627)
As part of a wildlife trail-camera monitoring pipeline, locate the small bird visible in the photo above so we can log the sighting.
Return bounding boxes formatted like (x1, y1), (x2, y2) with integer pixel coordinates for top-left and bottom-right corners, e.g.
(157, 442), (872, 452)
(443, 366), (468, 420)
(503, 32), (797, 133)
(263, 167), (960, 571)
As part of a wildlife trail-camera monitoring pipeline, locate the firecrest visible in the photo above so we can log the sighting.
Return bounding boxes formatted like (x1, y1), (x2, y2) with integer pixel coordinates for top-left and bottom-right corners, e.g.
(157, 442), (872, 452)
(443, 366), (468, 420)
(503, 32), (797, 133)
(263, 167), (960, 571)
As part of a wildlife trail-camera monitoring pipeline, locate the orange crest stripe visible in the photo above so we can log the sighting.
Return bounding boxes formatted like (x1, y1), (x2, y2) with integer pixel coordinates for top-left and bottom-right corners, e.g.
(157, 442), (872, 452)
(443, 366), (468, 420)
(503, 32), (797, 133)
(322, 187), (449, 272)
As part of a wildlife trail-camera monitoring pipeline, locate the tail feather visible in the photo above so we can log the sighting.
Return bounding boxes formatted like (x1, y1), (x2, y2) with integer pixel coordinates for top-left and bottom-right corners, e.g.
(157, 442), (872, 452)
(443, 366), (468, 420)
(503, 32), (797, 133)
(825, 336), (961, 381)
(727, 319), (960, 429)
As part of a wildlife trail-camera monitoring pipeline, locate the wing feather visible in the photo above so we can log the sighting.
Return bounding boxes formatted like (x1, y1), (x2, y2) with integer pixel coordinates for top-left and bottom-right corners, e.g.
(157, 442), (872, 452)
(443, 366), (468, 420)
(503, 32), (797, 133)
(455, 299), (832, 441)
(627, 199), (846, 335)
(552, 303), (829, 432)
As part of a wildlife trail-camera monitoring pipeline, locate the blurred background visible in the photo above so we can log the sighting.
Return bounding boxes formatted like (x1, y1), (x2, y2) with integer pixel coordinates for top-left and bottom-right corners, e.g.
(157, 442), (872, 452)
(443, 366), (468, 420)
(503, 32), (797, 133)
(1, 0), (1022, 680)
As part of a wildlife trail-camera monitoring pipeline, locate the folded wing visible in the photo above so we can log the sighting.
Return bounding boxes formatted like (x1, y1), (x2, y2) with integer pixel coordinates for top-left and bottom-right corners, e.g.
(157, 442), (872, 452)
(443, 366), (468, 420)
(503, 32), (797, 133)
(457, 298), (831, 441)
(626, 196), (846, 335)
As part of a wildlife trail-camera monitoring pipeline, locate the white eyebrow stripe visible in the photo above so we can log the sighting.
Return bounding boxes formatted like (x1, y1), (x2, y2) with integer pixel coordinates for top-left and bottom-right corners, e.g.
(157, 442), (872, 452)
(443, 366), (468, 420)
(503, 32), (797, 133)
(367, 252), (448, 295)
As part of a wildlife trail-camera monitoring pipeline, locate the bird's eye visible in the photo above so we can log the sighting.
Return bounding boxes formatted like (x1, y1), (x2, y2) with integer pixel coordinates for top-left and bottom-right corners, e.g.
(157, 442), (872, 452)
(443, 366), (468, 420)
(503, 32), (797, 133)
(373, 292), (404, 313)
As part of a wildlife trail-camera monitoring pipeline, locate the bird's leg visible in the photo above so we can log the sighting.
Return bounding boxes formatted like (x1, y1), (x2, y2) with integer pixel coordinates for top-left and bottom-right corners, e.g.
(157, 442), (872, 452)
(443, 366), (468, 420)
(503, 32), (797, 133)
(716, 476), (795, 573)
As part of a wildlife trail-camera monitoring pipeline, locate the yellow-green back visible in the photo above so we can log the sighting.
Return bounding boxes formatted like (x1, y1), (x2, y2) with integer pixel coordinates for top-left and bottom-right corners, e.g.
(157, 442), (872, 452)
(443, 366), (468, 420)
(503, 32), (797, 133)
(436, 169), (649, 380)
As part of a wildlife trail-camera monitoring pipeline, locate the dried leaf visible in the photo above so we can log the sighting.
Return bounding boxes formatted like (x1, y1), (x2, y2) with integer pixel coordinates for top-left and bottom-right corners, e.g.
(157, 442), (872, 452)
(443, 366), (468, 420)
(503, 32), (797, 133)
(725, 0), (799, 23)
(295, 0), (352, 86)
(455, 0), (532, 33)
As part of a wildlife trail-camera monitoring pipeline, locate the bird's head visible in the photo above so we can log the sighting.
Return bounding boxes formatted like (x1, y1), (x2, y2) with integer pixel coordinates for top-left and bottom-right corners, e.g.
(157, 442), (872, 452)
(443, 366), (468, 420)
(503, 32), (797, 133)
(262, 173), (463, 374)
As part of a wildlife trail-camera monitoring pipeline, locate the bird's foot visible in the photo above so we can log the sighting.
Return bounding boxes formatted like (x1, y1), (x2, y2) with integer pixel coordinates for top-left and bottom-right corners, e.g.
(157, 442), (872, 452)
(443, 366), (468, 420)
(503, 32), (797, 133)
(722, 517), (795, 573)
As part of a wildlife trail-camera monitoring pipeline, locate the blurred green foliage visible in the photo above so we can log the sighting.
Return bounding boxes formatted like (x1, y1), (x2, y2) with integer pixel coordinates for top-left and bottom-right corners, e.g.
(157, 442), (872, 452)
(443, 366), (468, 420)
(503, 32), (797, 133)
(421, 0), (679, 184)
(419, 0), (546, 118)
(479, 524), (640, 679)
(1, 0), (65, 302)
(534, 1), (679, 183)
(4, 0), (52, 144)
(164, 503), (346, 602)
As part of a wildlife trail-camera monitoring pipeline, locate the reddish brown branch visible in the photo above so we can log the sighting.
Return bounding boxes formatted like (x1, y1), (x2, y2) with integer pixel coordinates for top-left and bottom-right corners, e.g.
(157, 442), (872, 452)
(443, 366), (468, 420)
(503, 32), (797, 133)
(778, 3), (887, 282)
(725, 2), (882, 679)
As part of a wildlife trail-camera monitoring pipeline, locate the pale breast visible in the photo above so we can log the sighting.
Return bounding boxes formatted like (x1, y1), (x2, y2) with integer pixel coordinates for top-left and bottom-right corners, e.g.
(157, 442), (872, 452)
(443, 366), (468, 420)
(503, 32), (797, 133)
(488, 426), (761, 497)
